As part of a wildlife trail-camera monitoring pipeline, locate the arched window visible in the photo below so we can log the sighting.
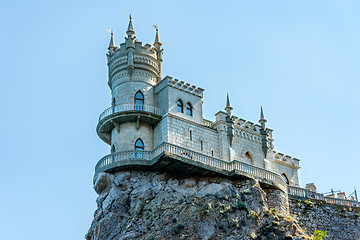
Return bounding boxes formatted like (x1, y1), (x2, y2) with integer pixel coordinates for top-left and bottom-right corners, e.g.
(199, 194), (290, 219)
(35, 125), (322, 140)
(244, 152), (252, 164)
(134, 91), (144, 110)
(281, 174), (290, 185)
(177, 100), (183, 113)
(186, 103), (192, 116)
(135, 138), (144, 150)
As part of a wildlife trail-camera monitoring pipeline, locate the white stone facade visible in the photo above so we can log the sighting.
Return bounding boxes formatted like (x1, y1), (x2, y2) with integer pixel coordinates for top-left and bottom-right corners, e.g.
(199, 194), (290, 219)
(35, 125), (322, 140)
(101, 18), (300, 187)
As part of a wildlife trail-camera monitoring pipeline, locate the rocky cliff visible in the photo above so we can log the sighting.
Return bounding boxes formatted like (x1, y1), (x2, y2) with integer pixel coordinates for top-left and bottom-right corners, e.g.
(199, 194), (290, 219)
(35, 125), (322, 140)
(86, 171), (311, 240)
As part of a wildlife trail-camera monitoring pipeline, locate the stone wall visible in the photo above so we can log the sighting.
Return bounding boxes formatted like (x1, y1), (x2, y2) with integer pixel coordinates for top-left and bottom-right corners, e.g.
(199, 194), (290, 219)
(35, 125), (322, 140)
(289, 198), (360, 239)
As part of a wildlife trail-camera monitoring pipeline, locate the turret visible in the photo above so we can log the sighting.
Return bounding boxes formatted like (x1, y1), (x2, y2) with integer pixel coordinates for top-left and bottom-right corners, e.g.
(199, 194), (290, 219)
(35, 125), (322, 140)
(259, 107), (269, 158)
(125, 15), (136, 76)
(153, 26), (163, 80)
(108, 30), (115, 54)
(225, 94), (234, 146)
(98, 17), (164, 150)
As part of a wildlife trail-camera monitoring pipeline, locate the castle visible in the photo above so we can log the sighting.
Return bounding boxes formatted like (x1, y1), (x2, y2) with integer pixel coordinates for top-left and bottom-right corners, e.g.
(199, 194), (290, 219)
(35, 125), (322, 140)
(95, 17), (357, 206)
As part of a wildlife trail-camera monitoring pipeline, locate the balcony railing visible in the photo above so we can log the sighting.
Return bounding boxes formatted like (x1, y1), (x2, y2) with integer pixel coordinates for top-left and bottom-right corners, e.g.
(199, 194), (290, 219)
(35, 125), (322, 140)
(95, 142), (288, 191)
(98, 104), (164, 122)
(96, 150), (152, 174)
(288, 185), (359, 207)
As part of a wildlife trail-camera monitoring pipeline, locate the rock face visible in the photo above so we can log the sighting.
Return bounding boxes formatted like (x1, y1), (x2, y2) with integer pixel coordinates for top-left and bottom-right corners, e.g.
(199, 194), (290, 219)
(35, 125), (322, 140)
(289, 199), (360, 240)
(86, 171), (310, 240)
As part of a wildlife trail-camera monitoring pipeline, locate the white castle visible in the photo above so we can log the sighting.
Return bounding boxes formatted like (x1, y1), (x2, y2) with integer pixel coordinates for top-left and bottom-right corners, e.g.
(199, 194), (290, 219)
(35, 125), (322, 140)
(95, 17), (301, 194)
(95, 18), (358, 207)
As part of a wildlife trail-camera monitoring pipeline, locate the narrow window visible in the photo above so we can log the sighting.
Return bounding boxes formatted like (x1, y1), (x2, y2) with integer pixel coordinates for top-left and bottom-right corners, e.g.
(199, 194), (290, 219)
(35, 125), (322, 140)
(244, 152), (252, 164)
(112, 97), (116, 107)
(189, 130), (192, 141)
(211, 150), (214, 157)
(281, 174), (289, 185)
(186, 103), (192, 116)
(135, 138), (144, 150)
(134, 91), (144, 110)
(200, 140), (203, 151)
(177, 100), (183, 113)
(111, 145), (115, 153)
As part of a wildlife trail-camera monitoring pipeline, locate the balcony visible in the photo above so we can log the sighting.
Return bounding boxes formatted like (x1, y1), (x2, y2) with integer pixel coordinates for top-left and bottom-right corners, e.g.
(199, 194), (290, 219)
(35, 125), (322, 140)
(95, 142), (288, 192)
(96, 104), (164, 144)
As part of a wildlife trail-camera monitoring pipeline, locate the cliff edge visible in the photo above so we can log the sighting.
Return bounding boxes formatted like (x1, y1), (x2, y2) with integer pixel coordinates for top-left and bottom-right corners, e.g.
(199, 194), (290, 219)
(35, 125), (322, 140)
(86, 171), (311, 240)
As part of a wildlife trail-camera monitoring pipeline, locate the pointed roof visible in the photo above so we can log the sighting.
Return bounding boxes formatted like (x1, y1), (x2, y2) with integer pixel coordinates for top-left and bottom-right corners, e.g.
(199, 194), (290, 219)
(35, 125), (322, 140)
(225, 94), (233, 113)
(153, 25), (162, 48)
(126, 15), (135, 36)
(260, 106), (265, 120)
(108, 30), (115, 49)
(226, 94), (231, 108)
(259, 106), (267, 126)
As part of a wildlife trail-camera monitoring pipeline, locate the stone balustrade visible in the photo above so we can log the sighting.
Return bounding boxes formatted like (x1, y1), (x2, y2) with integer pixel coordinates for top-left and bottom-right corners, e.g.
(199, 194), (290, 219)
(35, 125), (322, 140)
(288, 186), (359, 207)
(95, 142), (288, 191)
(98, 104), (164, 123)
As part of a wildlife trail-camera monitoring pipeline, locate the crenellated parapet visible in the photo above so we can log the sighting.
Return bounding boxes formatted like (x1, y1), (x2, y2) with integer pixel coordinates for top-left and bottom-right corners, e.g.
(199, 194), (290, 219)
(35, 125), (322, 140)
(158, 76), (204, 97)
(214, 111), (272, 137)
(273, 151), (300, 169)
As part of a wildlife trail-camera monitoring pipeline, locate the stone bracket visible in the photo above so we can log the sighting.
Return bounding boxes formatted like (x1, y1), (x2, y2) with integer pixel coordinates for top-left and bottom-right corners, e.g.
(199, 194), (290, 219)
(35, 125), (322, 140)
(111, 120), (121, 133)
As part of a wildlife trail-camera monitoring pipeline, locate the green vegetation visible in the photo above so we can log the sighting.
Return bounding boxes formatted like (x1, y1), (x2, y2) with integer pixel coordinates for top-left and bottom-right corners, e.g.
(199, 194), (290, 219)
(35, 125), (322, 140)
(313, 228), (328, 240)
(270, 208), (277, 214)
(303, 200), (314, 207)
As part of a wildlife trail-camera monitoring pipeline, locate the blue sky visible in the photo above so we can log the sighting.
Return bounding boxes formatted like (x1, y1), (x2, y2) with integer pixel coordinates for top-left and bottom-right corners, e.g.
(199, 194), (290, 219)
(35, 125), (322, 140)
(0, 1), (359, 239)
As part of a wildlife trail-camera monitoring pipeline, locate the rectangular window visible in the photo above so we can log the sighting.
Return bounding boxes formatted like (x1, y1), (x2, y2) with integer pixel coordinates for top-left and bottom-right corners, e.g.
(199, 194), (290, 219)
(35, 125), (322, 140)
(200, 140), (203, 151)
(190, 130), (192, 141)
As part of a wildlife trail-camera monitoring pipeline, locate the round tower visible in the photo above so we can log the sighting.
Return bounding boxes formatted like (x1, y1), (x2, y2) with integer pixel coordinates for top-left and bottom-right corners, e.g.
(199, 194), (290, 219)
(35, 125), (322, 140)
(97, 17), (164, 155)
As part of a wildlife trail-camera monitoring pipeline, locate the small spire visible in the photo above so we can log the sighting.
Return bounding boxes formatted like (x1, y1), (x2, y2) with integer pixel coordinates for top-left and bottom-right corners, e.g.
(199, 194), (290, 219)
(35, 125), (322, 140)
(225, 94), (233, 115)
(226, 94), (231, 109)
(153, 25), (162, 48)
(108, 30), (115, 50)
(260, 106), (265, 120)
(126, 14), (135, 36)
(259, 106), (267, 128)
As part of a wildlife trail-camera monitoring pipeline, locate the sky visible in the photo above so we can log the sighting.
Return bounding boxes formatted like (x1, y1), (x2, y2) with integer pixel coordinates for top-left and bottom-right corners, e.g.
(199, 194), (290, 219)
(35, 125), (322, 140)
(0, 0), (359, 239)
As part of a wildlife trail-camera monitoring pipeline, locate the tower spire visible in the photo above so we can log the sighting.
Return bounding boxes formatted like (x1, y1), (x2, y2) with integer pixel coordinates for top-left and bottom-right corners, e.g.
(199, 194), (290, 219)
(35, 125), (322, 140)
(259, 106), (267, 128)
(153, 25), (162, 48)
(108, 30), (115, 53)
(153, 25), (163, 80)
(225, 94), (233, 116)
(126, 14), (135, 37)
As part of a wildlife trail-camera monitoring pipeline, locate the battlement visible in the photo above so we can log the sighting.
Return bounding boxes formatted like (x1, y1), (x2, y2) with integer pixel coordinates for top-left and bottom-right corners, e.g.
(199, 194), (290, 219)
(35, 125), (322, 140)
(158, 76), (204, 97)
(214, 111), (273, 137)
(111, 41), (157, 58)
(273, 151), (300, 168)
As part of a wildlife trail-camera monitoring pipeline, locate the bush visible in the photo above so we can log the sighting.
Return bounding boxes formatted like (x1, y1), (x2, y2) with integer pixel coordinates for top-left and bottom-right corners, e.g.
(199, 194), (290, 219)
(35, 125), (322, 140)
(313, 228), (328, 240)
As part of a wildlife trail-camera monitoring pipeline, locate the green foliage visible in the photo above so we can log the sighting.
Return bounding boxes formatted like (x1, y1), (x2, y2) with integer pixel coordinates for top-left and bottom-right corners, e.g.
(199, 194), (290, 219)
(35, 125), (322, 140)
(355, 213), (360, 218)
(304, 200), (314, 207)
(270, 208), (277, 214)
(313, 228), (328, 240)
(249, 232), (257, 239)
